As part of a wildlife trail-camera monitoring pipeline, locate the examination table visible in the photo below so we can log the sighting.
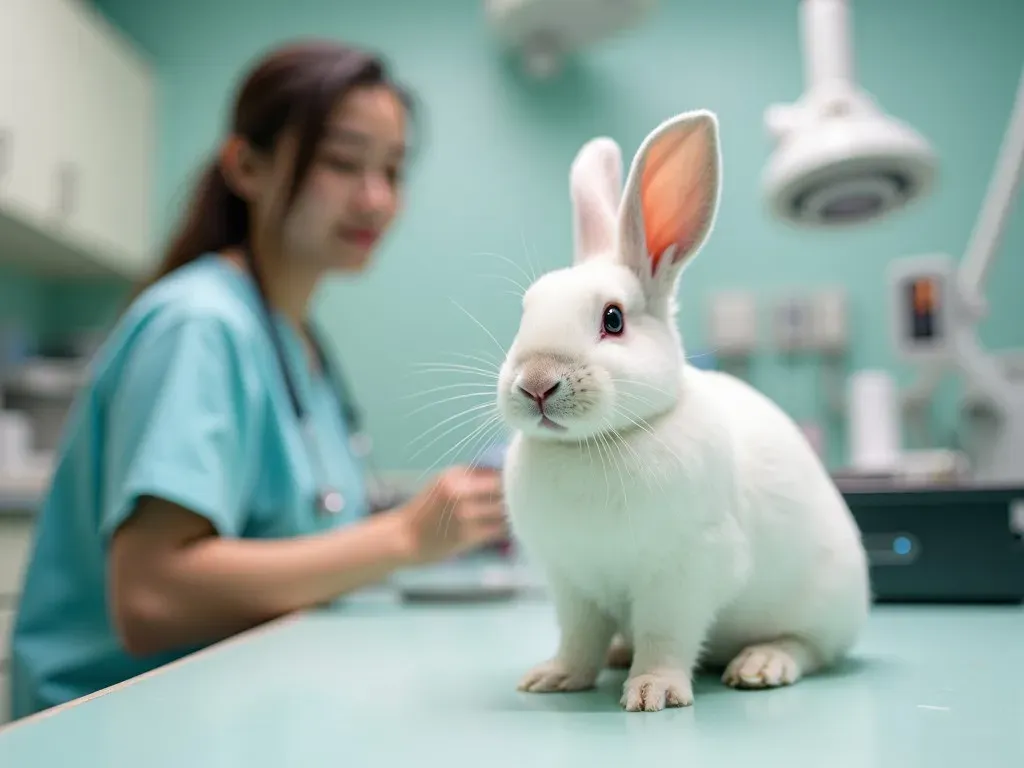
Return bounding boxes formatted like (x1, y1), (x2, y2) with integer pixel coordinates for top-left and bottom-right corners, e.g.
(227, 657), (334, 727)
(0, 582), (1020, 767)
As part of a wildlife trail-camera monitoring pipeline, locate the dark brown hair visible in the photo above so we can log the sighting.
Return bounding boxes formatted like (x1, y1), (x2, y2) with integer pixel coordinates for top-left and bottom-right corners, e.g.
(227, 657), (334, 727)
(134, 39), (414, 296)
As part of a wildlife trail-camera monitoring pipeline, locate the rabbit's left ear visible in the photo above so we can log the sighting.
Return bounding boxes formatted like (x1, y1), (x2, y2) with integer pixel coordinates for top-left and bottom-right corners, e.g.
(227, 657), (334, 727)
(618, 110), (721, 303)
(570, 136), (623, 265)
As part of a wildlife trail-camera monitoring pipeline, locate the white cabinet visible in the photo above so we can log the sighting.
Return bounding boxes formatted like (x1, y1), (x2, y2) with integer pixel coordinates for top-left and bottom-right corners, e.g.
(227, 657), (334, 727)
(0, 0), (63, 227)
(0, 0), (155, 279)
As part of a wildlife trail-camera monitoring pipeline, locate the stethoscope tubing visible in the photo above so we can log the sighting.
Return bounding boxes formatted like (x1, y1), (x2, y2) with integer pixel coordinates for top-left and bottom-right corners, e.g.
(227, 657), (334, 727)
(240, 245), (369, 516)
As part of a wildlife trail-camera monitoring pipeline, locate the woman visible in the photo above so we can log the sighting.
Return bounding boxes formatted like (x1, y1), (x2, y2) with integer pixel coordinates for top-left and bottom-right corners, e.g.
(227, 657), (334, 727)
(8, 40), (507, 719)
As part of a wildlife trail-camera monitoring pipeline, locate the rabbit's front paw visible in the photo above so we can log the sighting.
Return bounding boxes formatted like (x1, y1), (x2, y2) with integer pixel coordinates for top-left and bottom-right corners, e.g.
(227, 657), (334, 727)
(621, 671), (693, 711)
(517, 659), (598, 693)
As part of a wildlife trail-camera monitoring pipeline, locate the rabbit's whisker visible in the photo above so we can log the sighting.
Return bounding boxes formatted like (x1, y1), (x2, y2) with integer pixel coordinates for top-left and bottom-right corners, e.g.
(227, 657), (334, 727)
(586, 428), (614, 515)
(448, 350), (503, 369)
(400, 382), (494, 400)
(481, 272), (527, 298)
(519, 229), (541, 283)
(616, 390), (660, 410)
(471, 250), (535, 288)
(614, 402), (688, 474)
(440, 418), (507, 540)
(600, 420), (638, 550)
(609, 378), (675, 399)
(413, 366), (499, 381)
(412, 411), (504, 515)
(410, 410), (502, 528)
(605, 419), (662, 496)
(450, 299), (507, 360)
(405, 390), (495, 418)
(413, 360), (499, 375)
(610, 407), (673, 493)
(408, 402), (498, 456)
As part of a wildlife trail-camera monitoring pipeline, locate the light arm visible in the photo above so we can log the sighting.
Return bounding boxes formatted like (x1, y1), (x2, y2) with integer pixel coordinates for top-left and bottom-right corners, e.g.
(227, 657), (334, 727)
(802, 0), (853, 93)
(766, 0), (855, 138)
(957, 64), (1024, 313)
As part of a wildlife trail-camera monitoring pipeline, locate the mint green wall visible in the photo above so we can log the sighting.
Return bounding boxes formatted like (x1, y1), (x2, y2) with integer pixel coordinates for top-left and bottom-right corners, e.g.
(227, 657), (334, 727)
(0, 268), (44, 328)
(0, 267), (127, 352)
(92, 0), (1023, 472)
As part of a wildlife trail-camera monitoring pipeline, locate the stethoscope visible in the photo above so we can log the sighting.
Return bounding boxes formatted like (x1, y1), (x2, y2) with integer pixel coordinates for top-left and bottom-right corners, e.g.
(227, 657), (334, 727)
(242, 245), (374, 518)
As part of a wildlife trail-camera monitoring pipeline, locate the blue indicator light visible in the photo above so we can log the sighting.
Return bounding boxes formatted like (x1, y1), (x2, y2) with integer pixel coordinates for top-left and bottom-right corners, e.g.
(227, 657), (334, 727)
(893, 536), (912, 556)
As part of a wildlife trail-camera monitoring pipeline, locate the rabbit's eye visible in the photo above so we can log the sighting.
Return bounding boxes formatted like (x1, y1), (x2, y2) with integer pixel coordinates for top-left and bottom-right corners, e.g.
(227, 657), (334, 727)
(602, 304), (625, 336)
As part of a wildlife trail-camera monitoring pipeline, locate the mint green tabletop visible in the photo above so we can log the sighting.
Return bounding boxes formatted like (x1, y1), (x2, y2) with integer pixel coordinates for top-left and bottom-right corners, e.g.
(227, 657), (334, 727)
(1, 590), (1021, 767)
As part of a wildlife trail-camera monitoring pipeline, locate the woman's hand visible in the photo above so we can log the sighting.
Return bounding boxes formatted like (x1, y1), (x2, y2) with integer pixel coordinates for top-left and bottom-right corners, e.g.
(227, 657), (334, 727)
(395, 466), (508, 564)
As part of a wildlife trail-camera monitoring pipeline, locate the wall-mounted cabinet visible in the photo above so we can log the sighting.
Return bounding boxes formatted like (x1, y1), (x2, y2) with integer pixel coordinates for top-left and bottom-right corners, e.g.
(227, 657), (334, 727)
(0, 0), (155, 280)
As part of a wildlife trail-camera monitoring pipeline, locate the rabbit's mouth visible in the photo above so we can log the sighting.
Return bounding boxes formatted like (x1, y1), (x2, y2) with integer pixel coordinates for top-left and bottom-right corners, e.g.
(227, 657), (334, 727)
(538, 415), (567, 432)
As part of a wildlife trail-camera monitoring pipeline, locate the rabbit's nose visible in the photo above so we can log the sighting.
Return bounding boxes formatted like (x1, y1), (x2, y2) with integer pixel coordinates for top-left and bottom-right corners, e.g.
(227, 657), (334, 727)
(517, 377), (561, 406)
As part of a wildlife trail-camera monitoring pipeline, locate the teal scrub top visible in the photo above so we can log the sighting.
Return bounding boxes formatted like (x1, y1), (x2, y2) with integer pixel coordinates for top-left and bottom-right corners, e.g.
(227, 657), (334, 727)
(7, 253), (370, 719)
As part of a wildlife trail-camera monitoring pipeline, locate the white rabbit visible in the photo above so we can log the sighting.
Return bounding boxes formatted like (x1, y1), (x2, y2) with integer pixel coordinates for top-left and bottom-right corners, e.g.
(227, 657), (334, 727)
(495, 109), (871, 712)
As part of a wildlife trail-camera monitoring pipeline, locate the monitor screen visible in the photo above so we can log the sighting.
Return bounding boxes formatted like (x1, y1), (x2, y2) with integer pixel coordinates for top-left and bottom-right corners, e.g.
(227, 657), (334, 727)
(903, 275), (941, 342)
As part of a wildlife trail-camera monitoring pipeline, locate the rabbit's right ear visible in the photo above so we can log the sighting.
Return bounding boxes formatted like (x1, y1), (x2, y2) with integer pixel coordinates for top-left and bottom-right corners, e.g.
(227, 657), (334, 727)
(570, 137), (623, 265)
(617, 110), (720, 311)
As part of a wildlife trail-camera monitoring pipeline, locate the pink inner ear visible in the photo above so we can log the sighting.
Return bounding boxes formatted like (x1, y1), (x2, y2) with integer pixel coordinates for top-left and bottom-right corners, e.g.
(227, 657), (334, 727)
(641, 122), (714, 275)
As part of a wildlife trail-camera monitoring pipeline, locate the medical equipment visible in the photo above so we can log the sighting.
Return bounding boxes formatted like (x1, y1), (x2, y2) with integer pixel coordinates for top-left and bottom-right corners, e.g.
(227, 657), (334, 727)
(760, 4), (1024, 603)
(887, 64), (1024, 486)
(840, 482), (1024, 604)
(763, 0), (937, 226)
(395, 557), (526, 603)
(846, 370), (901, 474)
(241, 244), (375, 518)
(839, 66), (1024, 604)
(484, 0), (657, 78)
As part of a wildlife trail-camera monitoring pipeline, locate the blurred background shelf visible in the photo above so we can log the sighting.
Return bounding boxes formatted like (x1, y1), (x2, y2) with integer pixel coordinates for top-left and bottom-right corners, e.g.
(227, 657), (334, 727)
(0, 466), (50, 515)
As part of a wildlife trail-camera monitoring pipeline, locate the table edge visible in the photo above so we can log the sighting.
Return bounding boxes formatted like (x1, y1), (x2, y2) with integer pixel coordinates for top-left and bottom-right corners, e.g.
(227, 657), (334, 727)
(0, 611), (304, 736)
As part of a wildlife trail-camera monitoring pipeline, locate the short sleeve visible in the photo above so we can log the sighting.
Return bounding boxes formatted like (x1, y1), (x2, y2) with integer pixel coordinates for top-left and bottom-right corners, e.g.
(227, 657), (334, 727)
(99, 312), (263, 543)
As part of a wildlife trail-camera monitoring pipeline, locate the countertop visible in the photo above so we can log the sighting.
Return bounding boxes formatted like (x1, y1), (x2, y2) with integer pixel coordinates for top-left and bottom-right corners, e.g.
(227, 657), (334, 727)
(0, 587), (1020, 767)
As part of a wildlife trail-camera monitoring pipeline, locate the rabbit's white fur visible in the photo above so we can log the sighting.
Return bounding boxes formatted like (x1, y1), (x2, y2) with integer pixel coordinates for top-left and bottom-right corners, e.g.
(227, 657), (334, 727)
(496, 110), (871, 712)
